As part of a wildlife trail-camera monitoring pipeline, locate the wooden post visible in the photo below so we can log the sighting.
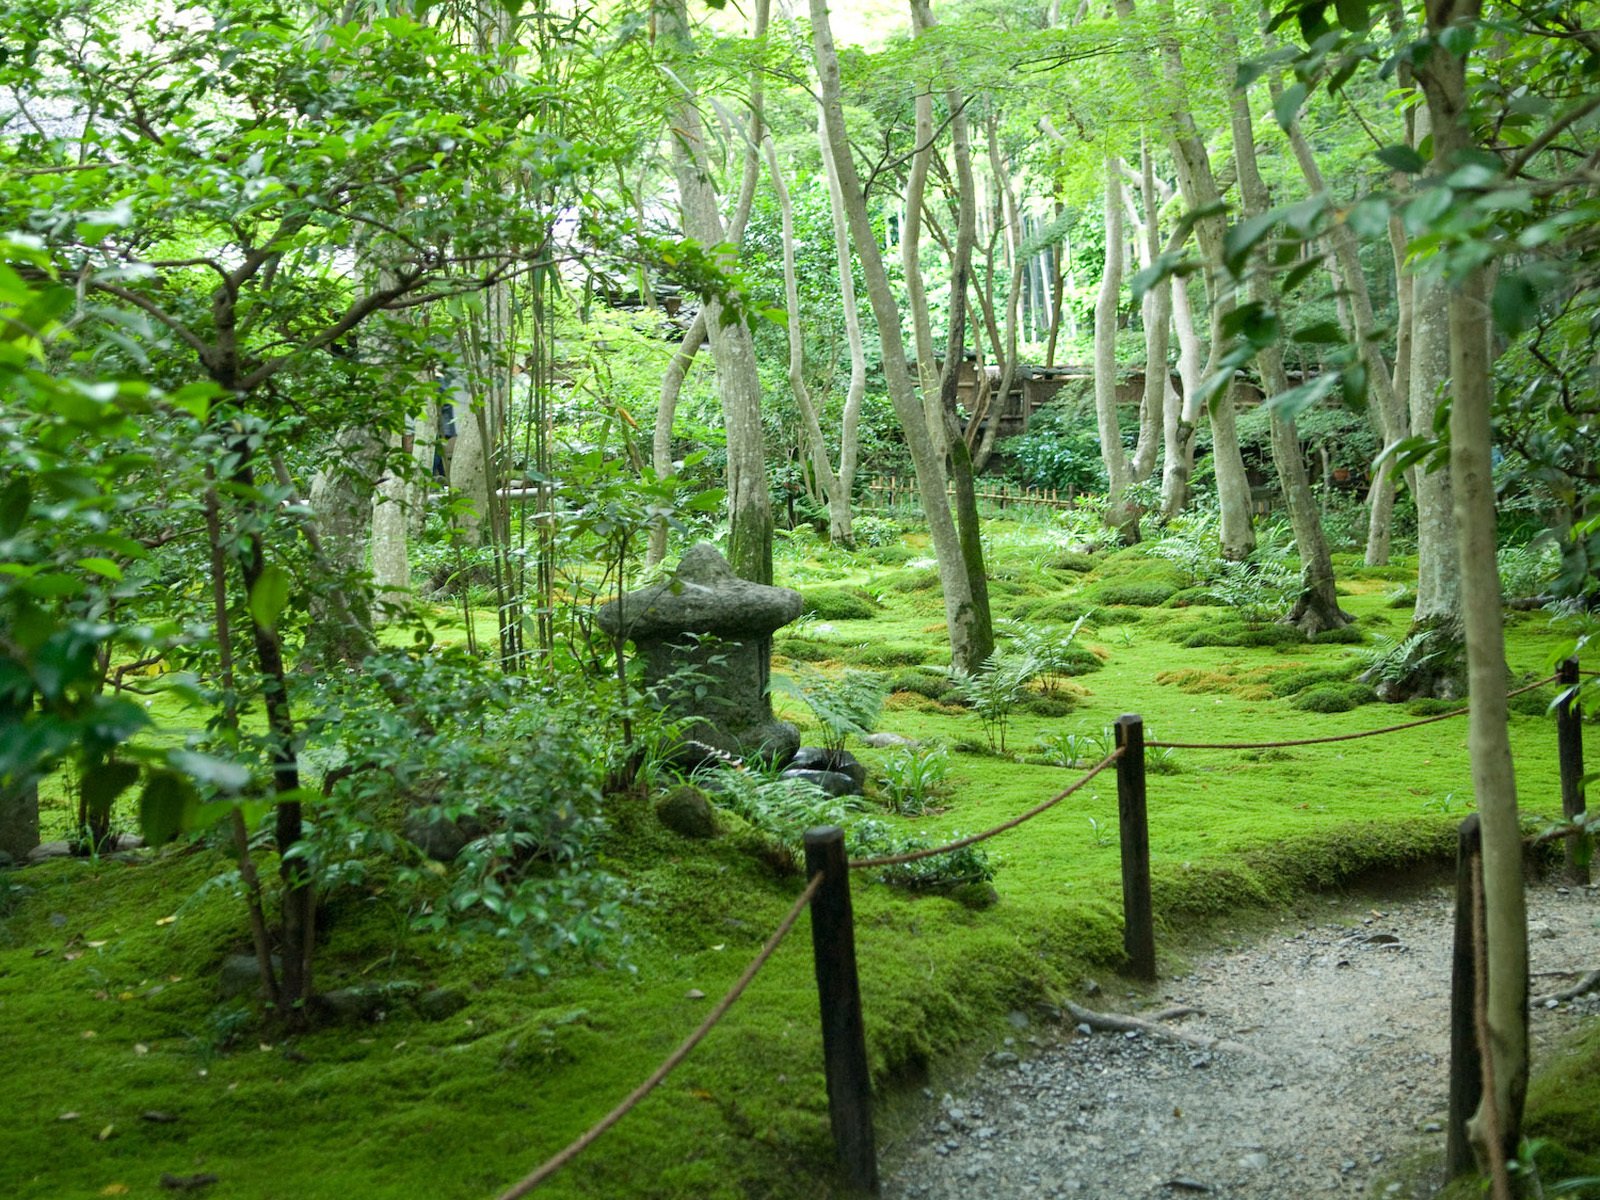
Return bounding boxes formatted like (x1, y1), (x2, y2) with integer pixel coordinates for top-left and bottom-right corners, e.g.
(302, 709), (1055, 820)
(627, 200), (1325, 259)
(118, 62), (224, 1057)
(1446, 814), (1483, 1181)
(1115, 714), (1155, 982)
(803, 826), (879, 1194)
(1558, 656), (1589, 885)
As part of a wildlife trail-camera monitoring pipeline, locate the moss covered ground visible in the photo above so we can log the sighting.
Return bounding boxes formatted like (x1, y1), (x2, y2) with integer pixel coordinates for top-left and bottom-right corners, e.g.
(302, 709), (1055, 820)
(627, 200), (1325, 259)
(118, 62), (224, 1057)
(1, 518), (1593, 1199)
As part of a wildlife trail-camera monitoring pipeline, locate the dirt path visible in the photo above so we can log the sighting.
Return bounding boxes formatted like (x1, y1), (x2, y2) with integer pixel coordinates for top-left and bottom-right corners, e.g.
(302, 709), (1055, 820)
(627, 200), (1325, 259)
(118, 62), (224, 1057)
(882, 877), (1600, 1199)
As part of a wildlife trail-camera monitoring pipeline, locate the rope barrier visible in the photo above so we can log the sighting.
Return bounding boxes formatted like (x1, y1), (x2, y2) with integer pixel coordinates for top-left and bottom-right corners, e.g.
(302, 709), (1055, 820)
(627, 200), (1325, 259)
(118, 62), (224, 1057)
(1146, 675), (1561, 752)
(492, 872), (826, 1200)
(847, 749), (1124, 870)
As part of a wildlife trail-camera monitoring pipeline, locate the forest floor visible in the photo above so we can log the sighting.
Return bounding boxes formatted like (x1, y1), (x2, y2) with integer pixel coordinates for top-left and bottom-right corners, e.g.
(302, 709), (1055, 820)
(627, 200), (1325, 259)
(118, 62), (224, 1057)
(881, 872), (1600, 1199)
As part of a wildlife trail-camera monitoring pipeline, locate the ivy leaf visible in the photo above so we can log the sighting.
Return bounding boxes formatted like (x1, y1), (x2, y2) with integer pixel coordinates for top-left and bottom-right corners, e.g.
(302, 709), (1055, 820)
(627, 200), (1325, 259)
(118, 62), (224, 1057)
(1345, 197), (1392, 239)
(1291, 320), (1345, 345)
(247, 564), (291, 632)
(167, 749), (251, 793)
(1223, 212), (1278, 276)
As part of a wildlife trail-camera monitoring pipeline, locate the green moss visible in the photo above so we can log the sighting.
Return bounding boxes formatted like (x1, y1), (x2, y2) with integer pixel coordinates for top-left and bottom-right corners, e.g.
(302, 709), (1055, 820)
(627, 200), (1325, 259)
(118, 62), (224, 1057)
(862, 544), (917, 565)
(1024, 598), (1092, 624)
(1088, 579), (1179, 607)
(1179, 621), (1308, 649)
(842, 642), (932, 668)
(1165, 586), (1219, 607)
(772, 636), (837, 663)
(877, 567), (941, 592)
(1311, 625), (1366, 645)
(888, 669), (958, 701)
(1524, 1022), (1600, 1181)
(799, 586), (881, 621)
(1290, 682), (1377, 713)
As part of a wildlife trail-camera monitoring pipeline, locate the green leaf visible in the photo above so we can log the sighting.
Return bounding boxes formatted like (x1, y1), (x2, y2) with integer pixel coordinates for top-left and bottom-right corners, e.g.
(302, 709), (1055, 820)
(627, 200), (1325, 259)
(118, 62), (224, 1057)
(1268, 373), (1340, 420)
(0, 474), (29, 539)
(1345, 197), (1391, 238)
(1403, 186), (1453, 235)
(1224, 212), (1278, 276)
(248, 564), (291, 632)
(139, 769), (199, 847)
(1273, 81), (1309, 131)
(81, 760), (140, 822)
(1491, 271), (1540, 336)
(168, 749), (252, 792)
(1375, 144), (1426, 174)
(1333, 0), (1371, 30)
(76, 557), (124, 582)
(1291, 320), (1345, 345)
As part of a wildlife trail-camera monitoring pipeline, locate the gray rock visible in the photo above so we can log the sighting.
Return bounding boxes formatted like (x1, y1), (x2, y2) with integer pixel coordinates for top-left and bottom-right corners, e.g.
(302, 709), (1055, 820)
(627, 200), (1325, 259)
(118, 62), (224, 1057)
(219, 953), (281, 999)
(788, 747), (868, 790)
(318, 986), (386, 1022)
(0, 850), (14, 869)
(861, 732), (918, 749)
(779, 768), (858, 797)
(417, 987), (468, 1021)
(595, 543), (803, 642)
(655, 786), (718, 839)
(28, 840), (73, 863)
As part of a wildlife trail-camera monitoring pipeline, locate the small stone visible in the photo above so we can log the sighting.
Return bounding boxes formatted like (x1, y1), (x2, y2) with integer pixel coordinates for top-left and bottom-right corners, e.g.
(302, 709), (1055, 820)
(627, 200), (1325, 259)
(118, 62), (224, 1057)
(28, 841), (73, 863)
(417, 987), (468, 1021)
(685, 988), (706, 1000)
(1238, 1152), (1269, 1170)
(1076, 1023), (1092, 1036)
(991, 1051), (1020, 1067)
(654, 786), (718, 839)
(1423, 1122), (1443, 1133)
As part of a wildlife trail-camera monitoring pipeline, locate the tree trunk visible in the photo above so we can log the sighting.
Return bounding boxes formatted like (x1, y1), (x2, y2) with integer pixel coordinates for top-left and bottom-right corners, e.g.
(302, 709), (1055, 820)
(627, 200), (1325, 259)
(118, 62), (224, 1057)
(647, 313), (707, 567)
(662, 0), (773, 584)
(1421, 0), (1527, 1168)
(1131, 139), (1168, 485)
(1133, 0), (1254, 558)
(1095, 156), (1137, 540)
(765, 134), (854, 546)
(1221, 0), (1347, 634)
(813, 0), (990, 673)
(817, 112), (867, 546)
(371, 433), (410, 610)
(1160, 270), (1204, 519)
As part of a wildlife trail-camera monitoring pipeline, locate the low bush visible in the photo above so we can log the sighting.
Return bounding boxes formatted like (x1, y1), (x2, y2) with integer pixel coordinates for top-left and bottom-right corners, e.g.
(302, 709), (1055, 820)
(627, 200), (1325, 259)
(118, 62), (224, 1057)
(848, 818), (995, 892)
(799, 586), (881, 622)
(876, 743), (952, 816)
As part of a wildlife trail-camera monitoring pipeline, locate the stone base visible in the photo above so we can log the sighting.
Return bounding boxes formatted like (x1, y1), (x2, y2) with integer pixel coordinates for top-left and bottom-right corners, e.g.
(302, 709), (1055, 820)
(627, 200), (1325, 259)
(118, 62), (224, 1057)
(0, 781), (39, 861)
(669, 719), (799, 770)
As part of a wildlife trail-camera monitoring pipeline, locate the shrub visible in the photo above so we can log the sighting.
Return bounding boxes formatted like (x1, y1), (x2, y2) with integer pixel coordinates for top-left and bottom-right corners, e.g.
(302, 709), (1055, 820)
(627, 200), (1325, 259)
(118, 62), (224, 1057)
(877, 744), (952, 816)
(773, 666), (888, 755)
(800, 586), (880, 622)
(849, 514), (903, 547)
(847, 818), (995, 892)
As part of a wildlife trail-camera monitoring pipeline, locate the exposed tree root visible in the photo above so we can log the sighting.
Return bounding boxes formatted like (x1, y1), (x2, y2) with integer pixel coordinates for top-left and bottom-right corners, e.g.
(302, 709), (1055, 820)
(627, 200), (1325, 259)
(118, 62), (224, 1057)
(1532, 968), (1600, 1006)
(1062, 1000), (1248, 1053)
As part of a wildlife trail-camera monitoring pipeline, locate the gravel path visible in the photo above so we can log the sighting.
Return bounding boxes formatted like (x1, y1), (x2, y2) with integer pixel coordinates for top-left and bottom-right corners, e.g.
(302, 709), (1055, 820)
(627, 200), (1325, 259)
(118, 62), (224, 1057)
(882, 877), (1600, 1199)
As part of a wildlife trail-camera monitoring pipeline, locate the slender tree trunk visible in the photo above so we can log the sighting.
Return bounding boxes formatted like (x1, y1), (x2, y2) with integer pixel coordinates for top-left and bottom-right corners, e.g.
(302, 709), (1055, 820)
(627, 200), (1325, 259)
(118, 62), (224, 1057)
(1130, 0), (1254, 557)
(813, 0), (989, 672)
(661, 0), (773, 584)
(972, 112), (1024, 474)
(371, 433), (410, 609)
(1095, 156), (1137, 541)
(1421, 0), (1527, 1168)
(765, 135), (855, 545)
(1222, 0), (1347, 634)
(647, 313), (707, 567)
(1130, 139), (1167, 485)
(1161, 270), (1204, 518)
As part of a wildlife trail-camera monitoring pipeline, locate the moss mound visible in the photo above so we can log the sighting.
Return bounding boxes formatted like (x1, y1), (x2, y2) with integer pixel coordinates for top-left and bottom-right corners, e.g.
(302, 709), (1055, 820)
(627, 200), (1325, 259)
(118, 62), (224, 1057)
(878, 567), (941, 592)
(1290, 682), (1377, 713)
(843, 642), (933, 668)
(773, 636), (837, 663)
(800, 586), (881, 621)
(1088, 579), (1179, 607)
(1179, 621), (1309, 649)
(888, 669), (958, 701)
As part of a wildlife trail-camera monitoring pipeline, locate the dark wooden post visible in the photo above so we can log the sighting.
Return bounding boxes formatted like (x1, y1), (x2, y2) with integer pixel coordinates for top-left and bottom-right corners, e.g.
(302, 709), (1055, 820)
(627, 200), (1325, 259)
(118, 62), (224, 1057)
(803, 826), (879, 1195)
(1558, 657), (1589, 885)
(1446, 814), (1483, 1181)
(1115, 714), (1156, 982)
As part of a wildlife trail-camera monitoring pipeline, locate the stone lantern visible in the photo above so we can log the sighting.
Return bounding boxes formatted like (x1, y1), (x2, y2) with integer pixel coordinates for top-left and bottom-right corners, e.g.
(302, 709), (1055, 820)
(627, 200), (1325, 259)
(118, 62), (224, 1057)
(596, 543), (803, 765)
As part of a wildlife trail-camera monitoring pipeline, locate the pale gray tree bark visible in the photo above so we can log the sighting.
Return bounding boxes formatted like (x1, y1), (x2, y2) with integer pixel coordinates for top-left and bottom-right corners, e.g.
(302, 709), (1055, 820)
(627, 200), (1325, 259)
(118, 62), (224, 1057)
(1094, 156), (1137, 541)
(812, 0), (991, 672)
(1221, 0), (1347, 634)
(1420, 0), (1526, 1168)
(661, 0), (773, 583)
(1160, 268), (1205, 519)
